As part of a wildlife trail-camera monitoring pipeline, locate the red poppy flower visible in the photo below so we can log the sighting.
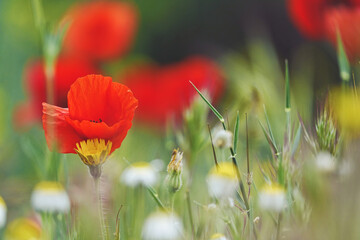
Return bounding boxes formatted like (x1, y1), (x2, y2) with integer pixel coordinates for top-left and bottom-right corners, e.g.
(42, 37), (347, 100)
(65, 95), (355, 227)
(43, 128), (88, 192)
(42, 75), (138, 159)
(63, 1), (138, 61)
(122, 56), (224, 126)
(14, 57), (98, 129)
(288, 0), (360, 61)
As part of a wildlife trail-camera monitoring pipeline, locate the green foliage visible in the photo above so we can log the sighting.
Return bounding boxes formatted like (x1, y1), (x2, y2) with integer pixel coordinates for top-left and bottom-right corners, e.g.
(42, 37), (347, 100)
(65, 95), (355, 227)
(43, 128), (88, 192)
(315, 110), (338, 155)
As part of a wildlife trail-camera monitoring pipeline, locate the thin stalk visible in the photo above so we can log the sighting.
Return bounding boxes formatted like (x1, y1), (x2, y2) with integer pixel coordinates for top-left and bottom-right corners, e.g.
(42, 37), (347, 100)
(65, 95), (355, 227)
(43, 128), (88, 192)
(94, 178), (108, 240)
(41, 213), (53, 240)
(191, 81), (250, 215)
(207, 124), (219, 168)
(220, 120), (250, 213)
(186, 190), (196, 239)
(285, 59), (291, 148)
(134, 186), (145, 239)
(171, 193), (176, 212)
(246, 113), (250, 177)
(276, 213), (283, 240)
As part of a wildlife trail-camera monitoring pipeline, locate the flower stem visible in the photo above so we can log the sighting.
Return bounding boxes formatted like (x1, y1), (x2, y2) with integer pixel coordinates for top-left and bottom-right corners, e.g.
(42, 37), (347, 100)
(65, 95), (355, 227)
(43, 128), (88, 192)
(94, 177), (108, 240)
(276, 213), (282, 240)
(186, 190), (196, 239)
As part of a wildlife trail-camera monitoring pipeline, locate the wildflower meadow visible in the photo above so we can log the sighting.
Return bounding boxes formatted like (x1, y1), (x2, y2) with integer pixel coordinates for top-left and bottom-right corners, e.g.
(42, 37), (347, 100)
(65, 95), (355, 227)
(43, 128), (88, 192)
(1, 0), (360, 239)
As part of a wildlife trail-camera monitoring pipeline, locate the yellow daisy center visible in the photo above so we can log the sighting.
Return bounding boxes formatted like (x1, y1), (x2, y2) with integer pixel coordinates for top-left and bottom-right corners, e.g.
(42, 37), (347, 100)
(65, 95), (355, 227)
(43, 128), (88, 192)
(261, 183), (285, 195)
(209, 162), (237, 180)
(74, 138), (112, 166)
(211, 233), (226, 239)
(0, 196), (5, 207)
(131, 161), (151, 168)
(5, 218), (42, 240)
(34, 181), (65, 193)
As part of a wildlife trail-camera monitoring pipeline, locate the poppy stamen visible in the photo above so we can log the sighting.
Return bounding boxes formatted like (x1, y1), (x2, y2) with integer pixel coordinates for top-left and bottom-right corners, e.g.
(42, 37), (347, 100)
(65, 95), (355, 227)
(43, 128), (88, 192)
(74, 138), (112, 167)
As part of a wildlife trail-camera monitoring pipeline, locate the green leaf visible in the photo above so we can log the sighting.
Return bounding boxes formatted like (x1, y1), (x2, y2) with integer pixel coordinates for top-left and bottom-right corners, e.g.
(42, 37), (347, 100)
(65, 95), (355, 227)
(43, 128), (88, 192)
(31, 0), (46, 38)
(190, 81), (224, 123)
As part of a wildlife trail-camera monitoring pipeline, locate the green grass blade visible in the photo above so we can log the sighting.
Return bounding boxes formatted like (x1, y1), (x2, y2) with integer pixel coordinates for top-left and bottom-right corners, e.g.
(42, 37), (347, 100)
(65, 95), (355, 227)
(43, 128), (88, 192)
(263, 105), (277, 149)
(259, 119), (279, 156)
(190, 81), (224, 123)
(147, 186), (166, 210)
(337, 30), (350, 82)
(291, 124), (301, 158)
(285, 59), (291, 111)
(233, 111), (240, 154)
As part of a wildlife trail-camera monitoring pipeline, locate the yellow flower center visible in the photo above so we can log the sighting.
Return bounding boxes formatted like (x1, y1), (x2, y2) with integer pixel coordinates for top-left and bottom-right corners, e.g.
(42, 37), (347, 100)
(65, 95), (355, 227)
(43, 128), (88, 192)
(34, 181), (65, 193)
(211, 233), (226, 239)
(331, 88), (360, 136)
(209, 162), (237, 180)
(75, 138), (112, 166)
(5, 218), (42, 240)
(0, 196), (5, 208)
(131, 161), (151, 168)
(261, 183), (285, 195)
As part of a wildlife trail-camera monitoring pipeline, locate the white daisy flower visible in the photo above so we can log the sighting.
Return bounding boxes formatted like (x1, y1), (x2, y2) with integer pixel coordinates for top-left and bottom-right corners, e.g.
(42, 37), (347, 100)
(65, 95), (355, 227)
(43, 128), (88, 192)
(31, 181), (70, 213)
(315, 151), (336, 173)
(121, 162), (157, 187)
(207, 162), (238, 200)
(258, 183), (287, 212)
(212, 128), (233, 149)
(0, 196), (6, 228)
(142, 211), (183, 240)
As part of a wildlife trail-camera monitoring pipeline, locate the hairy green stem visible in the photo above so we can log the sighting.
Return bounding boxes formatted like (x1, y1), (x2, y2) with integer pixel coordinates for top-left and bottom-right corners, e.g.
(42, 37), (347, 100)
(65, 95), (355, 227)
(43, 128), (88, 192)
(94, 178), (108, 240)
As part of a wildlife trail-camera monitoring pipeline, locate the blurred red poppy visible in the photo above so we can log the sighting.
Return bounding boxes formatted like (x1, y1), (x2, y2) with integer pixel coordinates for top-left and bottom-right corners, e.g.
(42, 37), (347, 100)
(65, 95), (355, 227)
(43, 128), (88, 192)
(288, 0), (360, 61)
(14, 58), (98, 129)
(42, 75), (138, 154)
(63, 1), (138, 61)
(122, 57), (224, 126)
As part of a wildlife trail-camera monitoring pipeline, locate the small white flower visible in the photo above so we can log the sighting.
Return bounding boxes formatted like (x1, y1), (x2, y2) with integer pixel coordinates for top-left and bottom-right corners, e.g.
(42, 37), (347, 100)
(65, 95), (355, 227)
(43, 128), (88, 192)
(212, 128), (233, 149)
(31, 181), (70, 213)
(210, 233), (227, 240)
(0, 196), (6, 228)
(142, 211), (183, 240)
(121, 162), (157, 187)
(207, 203), (217, 210)
(315, 151), (336, 173)
(207, 162), (237, 200)
(258, 184), (287, 212)
(150, 159), (165, 172)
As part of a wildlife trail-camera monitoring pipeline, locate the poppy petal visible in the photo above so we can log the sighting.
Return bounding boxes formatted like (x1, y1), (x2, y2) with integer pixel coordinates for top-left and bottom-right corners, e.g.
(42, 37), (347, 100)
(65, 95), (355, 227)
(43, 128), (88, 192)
(42, 103), (82, 153)
(67, 75), (112, 123)
(66, 119), (132, 152)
